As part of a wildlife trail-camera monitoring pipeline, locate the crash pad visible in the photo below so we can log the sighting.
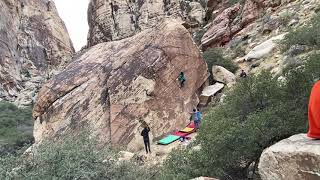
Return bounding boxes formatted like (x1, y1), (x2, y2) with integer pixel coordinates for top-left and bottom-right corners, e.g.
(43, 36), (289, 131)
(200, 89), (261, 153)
(187, 122), (195, 128)
(180, 127), (194, 133)
(158, 135), (180, 145)
(173, 131), (190, 137)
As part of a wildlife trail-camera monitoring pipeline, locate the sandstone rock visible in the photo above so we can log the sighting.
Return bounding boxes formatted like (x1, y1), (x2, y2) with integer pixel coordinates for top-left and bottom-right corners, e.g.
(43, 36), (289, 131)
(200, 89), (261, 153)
(245, 34), (286, 61)
(201, 0), (291, 49)
(201, 3), (242, 48)
(212, 66), (236, 87)
(259, 134), (320, 180)
(199, 83), (224, 106)
(0, 0), (74, 106)
(33, 20), (208, 152)
(87, 0), (206, 47)
(201, 0), (264, 49)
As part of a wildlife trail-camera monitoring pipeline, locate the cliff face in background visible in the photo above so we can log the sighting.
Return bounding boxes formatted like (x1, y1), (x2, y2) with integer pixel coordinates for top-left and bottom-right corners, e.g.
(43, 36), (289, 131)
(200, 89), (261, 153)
(0, 0), (74, 106)
(33, 20), (208, 151)
(87, 0), (206, 47)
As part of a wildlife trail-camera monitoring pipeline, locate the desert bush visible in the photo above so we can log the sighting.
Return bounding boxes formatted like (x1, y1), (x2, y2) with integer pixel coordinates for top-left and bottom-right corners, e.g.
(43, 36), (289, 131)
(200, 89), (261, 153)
(161, 53), (320, 179)
(0, 102), (33, 154)
(0, 132), (155, 180)
(279, 9), (294, 26)
(203, 48), (238, 73)
(282, 13), (320, 51)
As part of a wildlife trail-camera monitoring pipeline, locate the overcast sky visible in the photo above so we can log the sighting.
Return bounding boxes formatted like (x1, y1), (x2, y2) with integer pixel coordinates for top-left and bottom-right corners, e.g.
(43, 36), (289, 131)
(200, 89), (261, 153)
(53, 0), (90, 51)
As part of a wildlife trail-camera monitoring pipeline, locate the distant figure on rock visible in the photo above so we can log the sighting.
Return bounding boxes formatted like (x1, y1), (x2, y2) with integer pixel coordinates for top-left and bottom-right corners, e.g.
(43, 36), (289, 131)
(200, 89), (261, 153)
(141, 125), (151, 153)
(308, 80), (320, 139)
(178, 72), (186, 88)
(240, 69), (247, 78)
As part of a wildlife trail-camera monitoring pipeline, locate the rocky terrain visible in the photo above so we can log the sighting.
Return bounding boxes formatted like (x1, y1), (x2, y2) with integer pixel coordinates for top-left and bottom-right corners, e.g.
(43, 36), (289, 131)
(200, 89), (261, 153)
(1, 0), (319, 178)
(33, 20), (208, 151)
(204, 0), (319, 75)
(32, 0), (320, 155)
(87, 0), (207, 47)
(0, 0), (74, 106)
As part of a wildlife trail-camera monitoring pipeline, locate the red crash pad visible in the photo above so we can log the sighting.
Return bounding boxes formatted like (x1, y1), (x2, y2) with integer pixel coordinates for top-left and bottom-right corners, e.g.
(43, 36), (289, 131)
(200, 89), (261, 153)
(173, 131), (189, 137)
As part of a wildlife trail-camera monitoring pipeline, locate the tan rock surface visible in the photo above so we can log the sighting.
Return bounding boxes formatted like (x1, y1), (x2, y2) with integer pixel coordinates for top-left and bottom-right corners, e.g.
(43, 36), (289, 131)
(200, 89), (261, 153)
(199, 83), (224, 106)
(33, 20), (208, 152)
(0, 0), (74, 106)
(212, 66), (236, 87)
(259, 134), (320, 180)
(87, 0), (206, 47)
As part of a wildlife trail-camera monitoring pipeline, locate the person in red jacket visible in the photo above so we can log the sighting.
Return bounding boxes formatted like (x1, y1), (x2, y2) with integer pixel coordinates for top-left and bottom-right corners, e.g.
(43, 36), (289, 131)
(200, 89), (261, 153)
(308, 80), (320, 139)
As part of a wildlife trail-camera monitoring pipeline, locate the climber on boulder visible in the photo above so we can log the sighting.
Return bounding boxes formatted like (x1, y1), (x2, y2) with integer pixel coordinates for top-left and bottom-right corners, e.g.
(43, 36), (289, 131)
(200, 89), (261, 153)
(308, 80), (320, 139)
(141, 125), (151, 153)
(177, 72), (186, 88)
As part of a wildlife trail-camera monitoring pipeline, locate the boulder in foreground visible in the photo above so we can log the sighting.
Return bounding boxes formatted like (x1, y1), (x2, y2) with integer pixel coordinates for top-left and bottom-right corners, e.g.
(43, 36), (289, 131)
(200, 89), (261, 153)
(259, 134), (320, 180)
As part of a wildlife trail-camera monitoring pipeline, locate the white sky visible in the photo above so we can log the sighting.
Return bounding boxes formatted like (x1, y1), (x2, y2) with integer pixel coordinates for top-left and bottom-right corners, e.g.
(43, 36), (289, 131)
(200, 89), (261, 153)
(53, 0), (90, 51)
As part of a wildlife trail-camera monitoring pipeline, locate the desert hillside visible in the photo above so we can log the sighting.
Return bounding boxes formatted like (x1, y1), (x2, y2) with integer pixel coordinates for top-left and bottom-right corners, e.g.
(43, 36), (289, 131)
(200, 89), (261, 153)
(1, 0), (320, 179)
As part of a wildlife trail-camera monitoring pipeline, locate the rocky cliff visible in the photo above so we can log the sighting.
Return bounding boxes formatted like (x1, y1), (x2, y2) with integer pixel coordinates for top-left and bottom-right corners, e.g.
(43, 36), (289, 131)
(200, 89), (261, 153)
(0, 0), (74, 106)
(87, 0), (206, 47)
(33, 20), (208, 151)
(259, 134), (320, 180)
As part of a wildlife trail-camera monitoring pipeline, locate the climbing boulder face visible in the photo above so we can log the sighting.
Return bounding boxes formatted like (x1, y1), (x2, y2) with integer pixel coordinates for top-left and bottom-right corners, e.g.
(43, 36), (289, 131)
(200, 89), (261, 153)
(0, 0), (74, 106)
(33, 20), (208, 152)
(87, 0), (206, 47)
(259, 134), (320, 180)
(212, 66), (236, 87)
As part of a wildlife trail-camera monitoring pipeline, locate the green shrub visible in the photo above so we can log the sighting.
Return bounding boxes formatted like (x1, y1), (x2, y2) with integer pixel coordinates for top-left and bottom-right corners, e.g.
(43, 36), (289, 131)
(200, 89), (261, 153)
(203, 48), (238, 73)
(0, 132), (155, 179)
(279, 9), (294, 27)
(162, 53), (320, 179)
(282, 13), (320, 51)
(0, 102), (33, 154)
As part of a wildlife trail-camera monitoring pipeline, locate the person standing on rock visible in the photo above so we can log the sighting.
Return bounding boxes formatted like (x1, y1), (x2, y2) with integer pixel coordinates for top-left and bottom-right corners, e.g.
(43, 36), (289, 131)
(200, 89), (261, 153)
(141, 125), (151, 154)
(307, 80), (320, 139)
(190, 109), (199, 131)
(178, 72), (186, 88)
(197, 108), (202, 127)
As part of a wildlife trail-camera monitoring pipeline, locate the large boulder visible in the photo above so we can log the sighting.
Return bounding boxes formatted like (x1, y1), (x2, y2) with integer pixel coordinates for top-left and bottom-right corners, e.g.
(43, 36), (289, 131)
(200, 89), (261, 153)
(259, 134), (320, 180)
(212, 66), (236, 87)
(0, 0), (74, 106)
(245, 34), (286, 61)
(199, 83), (224, 106)
(33, 20), (208, 152)
(87, 0), (206, 47)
